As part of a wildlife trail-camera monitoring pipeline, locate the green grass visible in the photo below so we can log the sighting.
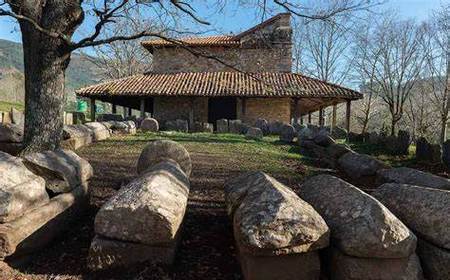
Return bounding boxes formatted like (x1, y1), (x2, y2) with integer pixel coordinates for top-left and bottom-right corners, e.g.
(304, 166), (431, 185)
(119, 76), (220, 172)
(84, 131), (309, 182)
(0, 101), (24, 112)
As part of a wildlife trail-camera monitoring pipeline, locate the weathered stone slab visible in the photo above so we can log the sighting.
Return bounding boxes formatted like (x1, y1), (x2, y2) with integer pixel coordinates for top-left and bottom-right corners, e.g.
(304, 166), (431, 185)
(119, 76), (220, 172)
(110, 121), (137, 134)
(63, 124), (93, 139)
(1, 112), (11, 124)
(140, 118), (159, 132)
(72, 112), (86, 124)
(124, 120), (137, 134)
(326, 143), (352, 161)
(395, 130), (411, 155)
(96, 114), (123, 122)
(137, 140), (192, 177)
(297, 127), (315, 146)
(338, 152), (389, 180)
(95, 160), (189, 245)
(416, 137), (429, 161)
(240, 123), (250, 134)
(268, 121), (283, 135)
(0, 152), (49, 223)
(376, 167), (450, 190)
(84, 122), (110, 141)
(239, 250), (321, 280)
(225, 172), (329, 256)
(245, 127), (263, 140)
(307, 124), (320, 135)
(331, 126), (347, 139)
(62, 125), (93, 149)
(254, 118), (269, 135)
(216, 119), (228, 133)
(299, 175), (416, 258)
(0, 123), (23, 143)
(417, 238), (450, 280)
(165, 119), (188, 133)
(279, 124), (295, 143)
(191, 122), (213, 133)
(23, 149), (93, 194)
(228, 120), (242, 134)
(88, 235), (177, 270)
(442, 140), (450, 168)
(367, 131), (381, 145)
(373, 183), (450, 250)
(327, 247), (423, 280)
(0, 142), (22, 156)
(10, 108), (23, 126)
(109, 121), (128, 134)
(0, 185), (88, 260)
(348, 132), (364, 142)
(64, 112), (73, 125)
(416, 138), (441, 163)
(298, 140), (330, 164)
(313, 130), (335, 147)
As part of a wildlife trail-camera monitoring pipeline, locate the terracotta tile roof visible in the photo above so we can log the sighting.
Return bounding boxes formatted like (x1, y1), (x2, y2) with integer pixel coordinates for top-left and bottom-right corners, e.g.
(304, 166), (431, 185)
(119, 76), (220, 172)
(142, 35), (240, 49)
(142, 13), (290, 49)
(76, 72), (362, 99)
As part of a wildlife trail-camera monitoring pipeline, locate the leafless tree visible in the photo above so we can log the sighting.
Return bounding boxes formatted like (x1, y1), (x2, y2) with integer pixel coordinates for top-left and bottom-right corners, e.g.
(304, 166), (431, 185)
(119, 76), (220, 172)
(351, 22), (382, 133)
(420, 4), (450, 143)
(362, 15), (426, 135)
(82, 8), (155, 80)
(0, 0), (382, 153)
(404, 81), (439, 141)
(296, 17), (353, 84)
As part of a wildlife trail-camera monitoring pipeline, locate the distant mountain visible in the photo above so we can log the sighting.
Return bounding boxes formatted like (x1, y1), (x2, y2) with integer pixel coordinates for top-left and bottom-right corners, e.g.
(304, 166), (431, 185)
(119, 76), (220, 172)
(0, 39), (103, 104)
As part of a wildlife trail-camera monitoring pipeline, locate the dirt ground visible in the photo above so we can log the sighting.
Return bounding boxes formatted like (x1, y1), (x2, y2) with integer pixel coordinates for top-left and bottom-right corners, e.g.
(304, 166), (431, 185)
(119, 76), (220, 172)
(0, 133), (308, 280)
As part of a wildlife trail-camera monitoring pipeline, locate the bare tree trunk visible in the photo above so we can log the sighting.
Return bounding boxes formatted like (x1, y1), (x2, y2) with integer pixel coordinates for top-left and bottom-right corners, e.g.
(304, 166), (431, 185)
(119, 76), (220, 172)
(442, 40), (450, 144)
(391, 116), (397, 136)
(440, 116), (447, 144)
(20, 23), (71, 153)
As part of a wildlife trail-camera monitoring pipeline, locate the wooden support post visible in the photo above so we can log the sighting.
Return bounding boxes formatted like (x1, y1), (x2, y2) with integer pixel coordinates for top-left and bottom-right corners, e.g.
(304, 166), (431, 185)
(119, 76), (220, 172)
(293, 98), (299, 125)
(140, 98), (146, 118)
(319, 107), (324, 127)
(241, 97), (247, 116)
(90, 98), (96, 121)
(300, 115), (304, 125)
(308, 112), (312, 124)
(112, 104), (117, 114)
(346, 100), (351, 133)
(189, 98), (195, 128)
(128, 107), (132, 117)
(331, 104), (337, 133)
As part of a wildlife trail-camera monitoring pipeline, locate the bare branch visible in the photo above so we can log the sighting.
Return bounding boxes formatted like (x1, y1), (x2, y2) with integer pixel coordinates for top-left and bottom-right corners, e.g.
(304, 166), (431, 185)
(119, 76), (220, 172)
(76, 0), (131, 46)
(273, 0), (384, 21)
(0, 7), (71, 44)
(169, 0), (210, 25)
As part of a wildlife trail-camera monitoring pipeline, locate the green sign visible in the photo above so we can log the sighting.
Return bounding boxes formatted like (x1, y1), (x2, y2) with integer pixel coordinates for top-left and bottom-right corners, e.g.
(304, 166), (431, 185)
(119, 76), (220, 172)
(77, 100), (87, 112)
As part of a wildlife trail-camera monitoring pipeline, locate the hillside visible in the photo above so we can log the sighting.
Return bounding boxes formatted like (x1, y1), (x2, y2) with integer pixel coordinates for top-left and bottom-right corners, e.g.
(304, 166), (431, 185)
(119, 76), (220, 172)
(0, 39), (103, 106)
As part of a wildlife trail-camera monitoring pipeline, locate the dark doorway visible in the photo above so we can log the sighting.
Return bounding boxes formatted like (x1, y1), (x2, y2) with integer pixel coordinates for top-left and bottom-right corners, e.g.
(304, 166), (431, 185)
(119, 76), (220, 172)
(208, 97), (237, 126)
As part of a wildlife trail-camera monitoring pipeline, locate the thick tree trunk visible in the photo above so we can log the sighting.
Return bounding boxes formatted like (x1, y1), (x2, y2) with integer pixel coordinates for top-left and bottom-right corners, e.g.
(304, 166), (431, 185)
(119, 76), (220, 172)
(391, 117), (397, 136)
(441, 114), (448, 144)
(20, 24), (71, 154)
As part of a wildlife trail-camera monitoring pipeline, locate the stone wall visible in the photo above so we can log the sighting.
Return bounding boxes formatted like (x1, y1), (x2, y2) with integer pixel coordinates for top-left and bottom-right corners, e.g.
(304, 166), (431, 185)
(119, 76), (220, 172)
(152, 46), (292, 73)
(152, 14), (292, 73)
(237, 97), (291, 124)
(153, 97), (208, 125)
(152, 96), (291, 126)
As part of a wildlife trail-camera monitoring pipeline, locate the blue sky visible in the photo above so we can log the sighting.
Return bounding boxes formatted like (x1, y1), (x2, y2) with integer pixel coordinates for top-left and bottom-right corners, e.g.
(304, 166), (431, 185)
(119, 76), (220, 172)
(0, 0), (446, 43)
